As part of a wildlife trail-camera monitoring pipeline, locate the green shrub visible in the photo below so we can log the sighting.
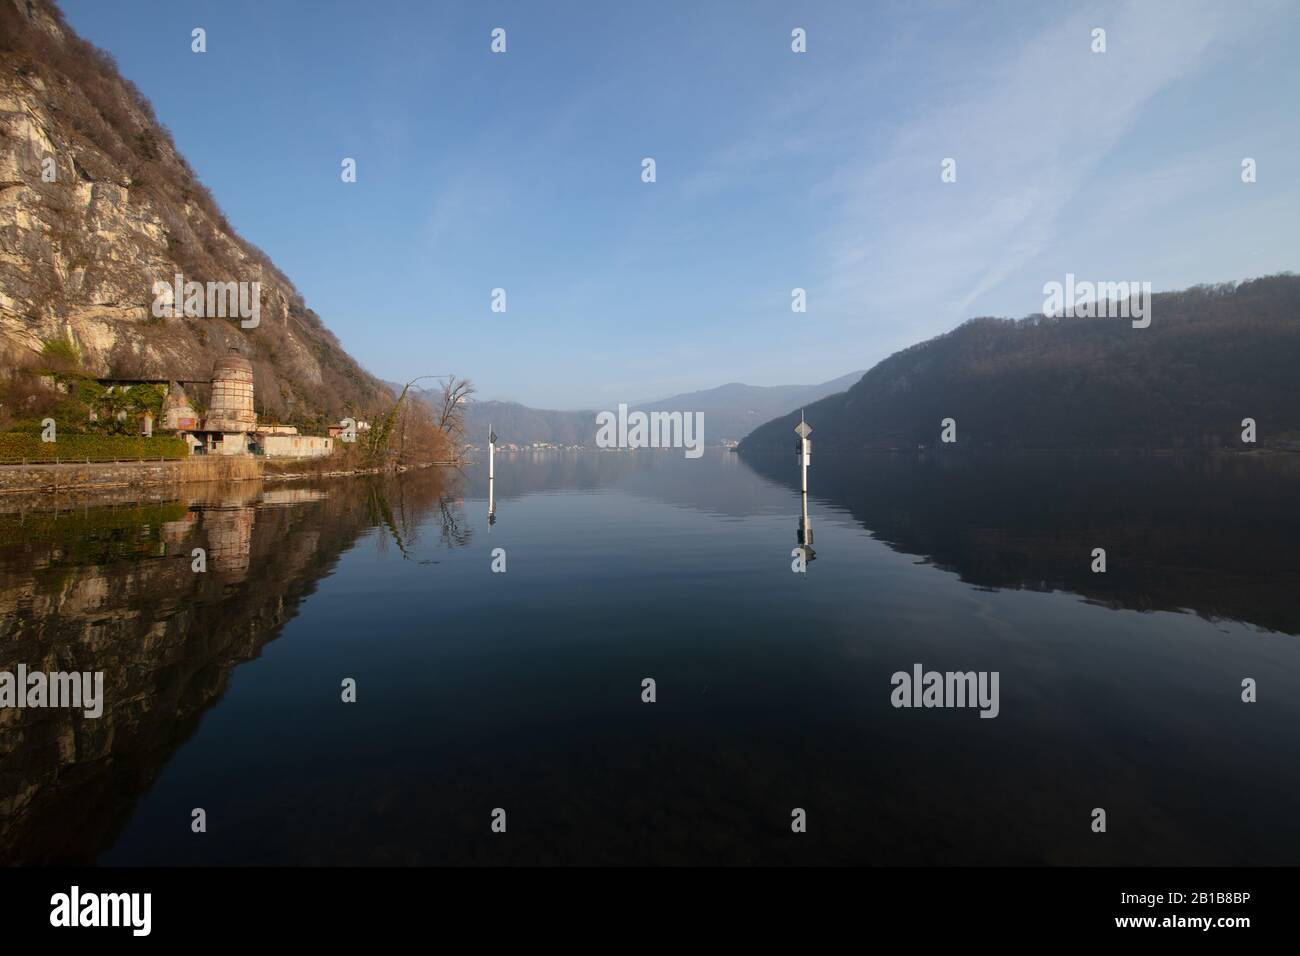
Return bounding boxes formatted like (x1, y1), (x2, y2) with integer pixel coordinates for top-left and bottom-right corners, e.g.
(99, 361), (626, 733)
(38, 340), (82, 377)
(0, 432), (188, 462)
(73, 375), (106, 405)
(40, 337), (80, 365)
(123, 383), (166, 417)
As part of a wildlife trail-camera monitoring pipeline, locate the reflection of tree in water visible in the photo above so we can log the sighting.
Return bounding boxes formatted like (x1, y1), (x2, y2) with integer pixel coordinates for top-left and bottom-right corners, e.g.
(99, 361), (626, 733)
(366, 471), (472, 558)
(0, 465), (462, 864)
(437, 497), (472, 548)
(367, 479), (413, 560)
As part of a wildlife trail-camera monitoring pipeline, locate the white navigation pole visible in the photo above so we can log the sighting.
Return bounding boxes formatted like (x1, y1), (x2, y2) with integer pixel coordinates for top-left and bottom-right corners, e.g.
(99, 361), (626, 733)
(795, 411), (812, 494)
(488, 425), (497, 526)
(796, 411), (813, 563)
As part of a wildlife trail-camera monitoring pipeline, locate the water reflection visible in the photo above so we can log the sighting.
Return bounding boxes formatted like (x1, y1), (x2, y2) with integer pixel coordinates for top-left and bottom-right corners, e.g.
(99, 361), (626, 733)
(468, 449), (1300, 636)
(745, 451), (1300, 636)
(3, 450), (1298, 865)
(796, 491), (816, 568)
(0, 468), (462, 864)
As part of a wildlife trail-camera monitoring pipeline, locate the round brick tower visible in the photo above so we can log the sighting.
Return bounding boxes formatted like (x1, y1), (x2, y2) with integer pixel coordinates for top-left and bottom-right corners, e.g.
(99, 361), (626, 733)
(204, 348), (257, 432)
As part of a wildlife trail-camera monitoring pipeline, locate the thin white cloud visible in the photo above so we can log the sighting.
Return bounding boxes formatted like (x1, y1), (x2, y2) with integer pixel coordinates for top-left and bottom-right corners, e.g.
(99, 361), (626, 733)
(820, 0), (1263, 327)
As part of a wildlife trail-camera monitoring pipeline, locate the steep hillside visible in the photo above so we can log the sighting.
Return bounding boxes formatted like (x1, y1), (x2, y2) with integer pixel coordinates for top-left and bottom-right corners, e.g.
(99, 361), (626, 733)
(0, 0), (390, 430)
(740, 276), (1300, 454)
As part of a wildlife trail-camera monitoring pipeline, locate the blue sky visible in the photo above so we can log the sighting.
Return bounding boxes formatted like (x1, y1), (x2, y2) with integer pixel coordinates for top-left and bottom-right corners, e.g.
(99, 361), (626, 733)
(60, 0), (1300, 409)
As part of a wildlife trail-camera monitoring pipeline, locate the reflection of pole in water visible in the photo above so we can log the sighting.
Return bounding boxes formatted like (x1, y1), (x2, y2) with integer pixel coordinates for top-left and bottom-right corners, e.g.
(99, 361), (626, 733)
(797, 490), (816, 566)
(488, 425), (497, 526)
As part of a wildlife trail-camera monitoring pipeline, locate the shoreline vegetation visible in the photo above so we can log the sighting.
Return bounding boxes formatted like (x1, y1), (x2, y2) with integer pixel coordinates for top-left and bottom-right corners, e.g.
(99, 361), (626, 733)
(0, 350), (476, 496)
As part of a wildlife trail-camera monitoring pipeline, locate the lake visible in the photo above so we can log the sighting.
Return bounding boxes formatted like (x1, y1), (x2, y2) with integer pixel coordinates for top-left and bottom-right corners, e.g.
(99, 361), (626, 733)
(2, 449), (1299, 865)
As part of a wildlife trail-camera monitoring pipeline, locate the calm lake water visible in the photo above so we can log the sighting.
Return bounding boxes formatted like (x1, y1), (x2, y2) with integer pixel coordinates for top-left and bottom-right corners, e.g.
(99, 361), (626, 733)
(2, 450), (1299, 865)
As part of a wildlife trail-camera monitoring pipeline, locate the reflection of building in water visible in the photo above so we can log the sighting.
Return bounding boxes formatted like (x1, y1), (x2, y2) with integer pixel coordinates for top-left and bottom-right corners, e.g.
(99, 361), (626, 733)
(161, 513), (197, 547)
(259, 488), (330, 508)
(204, 505), (255, 579)
(187, 481), (263, 511)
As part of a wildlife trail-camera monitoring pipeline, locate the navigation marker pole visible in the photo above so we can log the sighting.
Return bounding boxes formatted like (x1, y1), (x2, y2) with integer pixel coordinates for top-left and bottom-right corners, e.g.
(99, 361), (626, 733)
(795, 411), (812, 495)
(488, 425), (497, 526)
(795, 412), (814, 563)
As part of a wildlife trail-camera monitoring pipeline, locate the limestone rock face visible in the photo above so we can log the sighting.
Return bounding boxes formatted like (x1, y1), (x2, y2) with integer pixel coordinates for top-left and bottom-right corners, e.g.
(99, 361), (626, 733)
(0, 0), (390, 425)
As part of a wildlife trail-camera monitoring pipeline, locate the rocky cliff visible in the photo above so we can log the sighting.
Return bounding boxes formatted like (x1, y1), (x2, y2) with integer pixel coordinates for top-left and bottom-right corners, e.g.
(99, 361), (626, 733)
(0, 0), (390, 428)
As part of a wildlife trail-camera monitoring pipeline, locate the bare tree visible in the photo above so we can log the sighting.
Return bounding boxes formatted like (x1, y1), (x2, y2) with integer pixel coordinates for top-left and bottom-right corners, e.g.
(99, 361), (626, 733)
(435, 377), (475, 448)
(369, 374), (466, 465)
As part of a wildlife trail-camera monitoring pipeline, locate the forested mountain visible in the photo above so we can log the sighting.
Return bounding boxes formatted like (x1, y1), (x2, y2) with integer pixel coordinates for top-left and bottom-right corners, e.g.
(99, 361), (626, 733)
(740, 276), (1300, 454)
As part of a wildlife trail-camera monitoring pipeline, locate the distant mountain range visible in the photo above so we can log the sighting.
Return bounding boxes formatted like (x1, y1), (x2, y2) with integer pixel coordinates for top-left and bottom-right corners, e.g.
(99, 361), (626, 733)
(636, 372), (865, 441)
(457, 400), (591, 447)
(740, 275), (1300, 455)
(453, 371), (865, 446)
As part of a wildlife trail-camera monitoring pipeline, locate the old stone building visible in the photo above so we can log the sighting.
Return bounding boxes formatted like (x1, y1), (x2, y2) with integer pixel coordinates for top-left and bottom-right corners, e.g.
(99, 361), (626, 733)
(168, 350), (333, 458)
(192, 349), (257, 455)
(160, 382), (199, 432)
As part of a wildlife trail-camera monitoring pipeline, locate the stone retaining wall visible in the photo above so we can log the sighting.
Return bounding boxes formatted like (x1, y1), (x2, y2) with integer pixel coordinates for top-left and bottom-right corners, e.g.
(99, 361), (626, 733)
(0, 457), (260, 494)
(0, 456), (447, 495)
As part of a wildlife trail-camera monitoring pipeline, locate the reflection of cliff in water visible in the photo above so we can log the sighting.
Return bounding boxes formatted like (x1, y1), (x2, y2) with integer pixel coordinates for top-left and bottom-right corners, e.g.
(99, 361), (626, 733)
(745, 451), (1300, 636)
(0, 468), (459, 864)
